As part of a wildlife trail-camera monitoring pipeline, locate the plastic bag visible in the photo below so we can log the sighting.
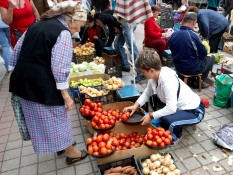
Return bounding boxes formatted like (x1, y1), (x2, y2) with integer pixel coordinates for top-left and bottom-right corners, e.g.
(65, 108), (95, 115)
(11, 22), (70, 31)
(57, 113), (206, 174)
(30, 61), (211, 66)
(212, 124), (233, 151)
(214, 74), (233, 108)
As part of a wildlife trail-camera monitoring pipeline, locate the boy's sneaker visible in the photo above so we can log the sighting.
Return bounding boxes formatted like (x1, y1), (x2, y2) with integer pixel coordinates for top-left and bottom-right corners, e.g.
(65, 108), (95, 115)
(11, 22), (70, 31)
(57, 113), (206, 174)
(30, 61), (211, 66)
(170, 135), (182, 146)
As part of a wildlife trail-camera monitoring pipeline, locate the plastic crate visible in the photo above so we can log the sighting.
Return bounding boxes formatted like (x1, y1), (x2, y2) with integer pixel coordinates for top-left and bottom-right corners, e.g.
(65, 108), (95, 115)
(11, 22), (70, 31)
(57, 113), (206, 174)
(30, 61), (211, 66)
(98, 156), (142, 175)
(76, 53), (95, 64)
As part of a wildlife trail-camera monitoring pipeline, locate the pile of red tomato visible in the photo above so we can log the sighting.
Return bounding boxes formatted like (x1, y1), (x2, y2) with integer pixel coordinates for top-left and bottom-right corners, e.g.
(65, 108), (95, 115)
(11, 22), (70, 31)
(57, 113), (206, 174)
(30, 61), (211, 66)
(144, 127), (173, 148)
(86, 131), (144, 156)
(121, 111), (131, 121)
(79, 99), (103, 118)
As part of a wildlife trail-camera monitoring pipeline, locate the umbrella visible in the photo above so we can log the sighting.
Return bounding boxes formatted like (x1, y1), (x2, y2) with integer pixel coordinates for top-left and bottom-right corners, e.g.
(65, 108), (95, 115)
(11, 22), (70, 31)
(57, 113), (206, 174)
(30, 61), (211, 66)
(113, 0), (152, 84)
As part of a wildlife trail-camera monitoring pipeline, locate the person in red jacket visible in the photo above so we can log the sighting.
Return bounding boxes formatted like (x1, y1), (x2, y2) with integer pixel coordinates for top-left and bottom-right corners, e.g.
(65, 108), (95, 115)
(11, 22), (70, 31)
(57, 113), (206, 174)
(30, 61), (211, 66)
(144, 5), (169, 58)
(79, 15), (106, 56)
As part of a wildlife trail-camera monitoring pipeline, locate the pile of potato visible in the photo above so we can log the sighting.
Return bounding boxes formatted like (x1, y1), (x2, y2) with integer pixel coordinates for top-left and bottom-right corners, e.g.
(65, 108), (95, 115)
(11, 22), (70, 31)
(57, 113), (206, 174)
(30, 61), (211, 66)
(104, 165), (138, 175)
(141, 153), (180, 175)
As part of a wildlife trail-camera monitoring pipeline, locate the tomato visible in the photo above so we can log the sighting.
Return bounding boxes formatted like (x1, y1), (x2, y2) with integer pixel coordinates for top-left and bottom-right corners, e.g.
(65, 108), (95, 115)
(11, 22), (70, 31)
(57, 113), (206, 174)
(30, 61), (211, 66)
(83, 109), (90, 116)
(163, 131), (169, 138)
(92, 136), (98, 142)
(138, 138), (143, 145)
(159, 128), (165, 132)
(90, 111), (95, 116)
(121, 114), (128, 121)
(125, 141), (130, 148)
(125, 111), (130, 117)
(106, 143), (112, 149)
(93, 151), (99, 156)
(86, 138), (92, 145)
(105, 124), (110, 128)
(144, 135), (148, 141)
(92, 116), (99, 123)
(119, 138), (126, 145)
(89, 102), (94, 109)
(146, 140), (152, 146)
(97, 107), (103, 113)
(112, 139), (119, 146)
(79, 107), (84, 113)
(106, 109), (112, 113)
(160, 142), (165, 147)
(156, 138), (162, 144)
(92, 145), (99, 152)
(100, 147), (108, 155)
(93, 107), (98, 112)
(84, 99), (92, 106)
(158, 131), (164, 137)
(102, 134), (110, 142)
(168, 135), (173, 141)
(146, 128), (152, 133)
(111, 111), (116, 116)
(147, 133), (154, 140)
(102, 111), (108, 116)
(103, 118), (109, 124)
(99, 142), (106, 148)
(96, 136), (102, 143)
(100, 124), (106, 129)
(164, 138), (171, 145)
(99, 119), (104, 125)
(161, 136), (165, 141)
(165, 130), (171, 135)
(152, 130), (158, 136)
(119, 133), (126, 138)
(152, 141), (158, 147)
(97, 102), (102, 108)
(91, 142), (97, 146)
(87, 146), (93, 154)
(109, 119), (115, 125)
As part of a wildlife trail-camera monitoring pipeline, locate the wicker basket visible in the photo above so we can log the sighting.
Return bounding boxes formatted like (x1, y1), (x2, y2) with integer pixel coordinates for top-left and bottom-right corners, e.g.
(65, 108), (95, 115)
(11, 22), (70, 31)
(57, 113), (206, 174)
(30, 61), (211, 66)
(76, 53), (95, 64)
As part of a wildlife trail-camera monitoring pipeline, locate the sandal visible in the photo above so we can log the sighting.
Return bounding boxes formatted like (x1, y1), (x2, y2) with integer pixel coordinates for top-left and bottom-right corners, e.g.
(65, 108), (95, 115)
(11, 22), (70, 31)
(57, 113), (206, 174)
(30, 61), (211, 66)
(66, 150), (88, 164)
(57, 141), (77, 156)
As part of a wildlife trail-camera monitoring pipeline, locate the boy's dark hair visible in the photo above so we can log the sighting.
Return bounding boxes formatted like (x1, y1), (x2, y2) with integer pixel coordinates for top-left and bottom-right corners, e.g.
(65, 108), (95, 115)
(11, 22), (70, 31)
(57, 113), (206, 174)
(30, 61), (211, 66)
(87, 15), (95, 23)
(136, 49), (162, 71)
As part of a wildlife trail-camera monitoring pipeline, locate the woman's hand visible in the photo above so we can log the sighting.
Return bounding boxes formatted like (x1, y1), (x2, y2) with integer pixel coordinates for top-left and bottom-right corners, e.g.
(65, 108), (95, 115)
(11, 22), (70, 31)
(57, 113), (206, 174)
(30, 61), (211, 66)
(64, 97), (74, 112)
(141, 114), (152, 125)
(162, 33), (167, 37)
(123, 103), (139, 116)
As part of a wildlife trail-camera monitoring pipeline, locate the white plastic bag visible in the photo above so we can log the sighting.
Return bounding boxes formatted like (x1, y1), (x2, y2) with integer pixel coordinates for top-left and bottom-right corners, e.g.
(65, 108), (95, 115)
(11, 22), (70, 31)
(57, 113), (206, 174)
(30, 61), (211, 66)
(212, 124), (233, 151)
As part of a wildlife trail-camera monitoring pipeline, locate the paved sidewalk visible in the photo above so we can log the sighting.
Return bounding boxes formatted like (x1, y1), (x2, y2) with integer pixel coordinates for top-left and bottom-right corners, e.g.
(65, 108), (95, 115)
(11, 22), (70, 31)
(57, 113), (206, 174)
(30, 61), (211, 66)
(0, 24), (233, 175)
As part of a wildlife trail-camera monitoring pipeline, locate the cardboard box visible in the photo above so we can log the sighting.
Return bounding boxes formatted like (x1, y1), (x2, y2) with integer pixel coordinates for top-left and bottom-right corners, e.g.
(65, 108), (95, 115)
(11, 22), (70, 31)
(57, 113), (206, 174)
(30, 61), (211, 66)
(223, 42), (233, 55)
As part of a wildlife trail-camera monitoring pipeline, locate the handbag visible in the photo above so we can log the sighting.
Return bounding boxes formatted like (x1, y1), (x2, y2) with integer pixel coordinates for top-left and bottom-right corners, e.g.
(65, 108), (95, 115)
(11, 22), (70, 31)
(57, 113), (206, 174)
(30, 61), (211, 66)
(11, 94), (31, 141)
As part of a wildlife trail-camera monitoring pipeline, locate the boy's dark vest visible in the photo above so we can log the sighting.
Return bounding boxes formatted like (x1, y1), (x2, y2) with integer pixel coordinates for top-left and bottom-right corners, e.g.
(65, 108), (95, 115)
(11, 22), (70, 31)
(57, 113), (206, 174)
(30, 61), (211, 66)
(10, 18), (69, 106)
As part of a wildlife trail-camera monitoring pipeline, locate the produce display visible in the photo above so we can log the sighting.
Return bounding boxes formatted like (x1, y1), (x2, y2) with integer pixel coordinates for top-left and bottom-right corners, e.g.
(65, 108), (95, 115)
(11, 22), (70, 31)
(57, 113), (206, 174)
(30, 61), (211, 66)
(87, 133), (115, 157)
(70, 61), (105, 73)
(144, 128), (173, 148)
(86, 131), (144, 157)
(103, 76), (125, 90)
(104, 165), (139, 175)
(94, 56), (105, 64)
(141, 153), (180, 175)
(79, 86), (109, 97)
(73, 42), (95, 56)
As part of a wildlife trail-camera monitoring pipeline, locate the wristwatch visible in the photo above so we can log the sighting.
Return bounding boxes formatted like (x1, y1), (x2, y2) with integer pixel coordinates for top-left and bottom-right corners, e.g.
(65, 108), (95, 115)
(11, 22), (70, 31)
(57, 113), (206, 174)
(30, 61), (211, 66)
(149, 113), (154, 120)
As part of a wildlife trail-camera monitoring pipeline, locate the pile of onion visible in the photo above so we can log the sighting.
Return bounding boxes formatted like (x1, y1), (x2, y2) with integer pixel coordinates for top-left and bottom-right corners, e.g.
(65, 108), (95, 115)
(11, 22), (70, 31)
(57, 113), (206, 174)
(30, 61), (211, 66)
(141, 153), (181, 175)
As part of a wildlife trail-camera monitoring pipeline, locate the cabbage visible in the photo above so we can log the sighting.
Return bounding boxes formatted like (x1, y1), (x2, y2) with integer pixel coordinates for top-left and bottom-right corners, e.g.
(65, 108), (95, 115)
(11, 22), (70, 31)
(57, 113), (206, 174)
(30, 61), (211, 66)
(77, 64), (86, 72)
(73, 64), (79, 71)
(70, 62), (76, 68)
(82, 61), (88, 66)
(70, 68), (74, 73)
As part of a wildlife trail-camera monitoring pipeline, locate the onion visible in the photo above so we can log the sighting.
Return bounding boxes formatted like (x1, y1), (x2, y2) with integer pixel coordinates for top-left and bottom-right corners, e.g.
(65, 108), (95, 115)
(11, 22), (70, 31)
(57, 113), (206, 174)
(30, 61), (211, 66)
(165, 154), (172, 160)
(167, 172), (175, 175)
(169, 164), (176, 171)
(162, 160), (171, 166)
(149, 163), (156, 170)
(162, 167), (170, 174)
(143, 167), (150, 175)
(150, 171), (158, 175)
(145, 159), (152, 165)
(150, 154), (158, 162)
(156, 168), (162, 174)
(142, 162), (148, 168)
(154, 161), (161, 168)
(174, 169), (181, 175)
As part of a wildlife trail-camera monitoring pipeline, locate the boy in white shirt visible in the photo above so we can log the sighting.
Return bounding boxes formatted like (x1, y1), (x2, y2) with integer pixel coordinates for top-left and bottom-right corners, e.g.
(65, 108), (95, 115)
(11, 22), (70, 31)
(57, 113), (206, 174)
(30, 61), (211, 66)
(124, 49), (205, 144)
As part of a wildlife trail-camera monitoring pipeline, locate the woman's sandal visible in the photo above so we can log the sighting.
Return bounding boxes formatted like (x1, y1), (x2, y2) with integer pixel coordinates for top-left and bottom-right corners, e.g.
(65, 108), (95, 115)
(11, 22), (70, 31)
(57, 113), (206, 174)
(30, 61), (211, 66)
(57, 141), (77, 156)
(66, 150), (88, 164)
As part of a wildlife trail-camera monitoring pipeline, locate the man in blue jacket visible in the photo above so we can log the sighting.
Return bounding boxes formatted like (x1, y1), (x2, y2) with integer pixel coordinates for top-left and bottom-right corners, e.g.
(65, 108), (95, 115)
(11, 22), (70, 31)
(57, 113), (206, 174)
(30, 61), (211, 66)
(188, 6), (228, 53)
(169, 12), (214, 88)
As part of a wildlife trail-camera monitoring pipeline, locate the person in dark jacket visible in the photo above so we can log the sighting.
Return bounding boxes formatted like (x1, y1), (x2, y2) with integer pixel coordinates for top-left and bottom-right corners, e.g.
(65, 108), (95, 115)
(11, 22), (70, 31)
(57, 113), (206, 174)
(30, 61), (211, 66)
(222, 0), (233, 24)
(94, 11), (116, 47)
(80, 15), (106, 56)
(169, 12), (214, 88)
(188, 6), (228, 53)
(91, 0), (109, 13)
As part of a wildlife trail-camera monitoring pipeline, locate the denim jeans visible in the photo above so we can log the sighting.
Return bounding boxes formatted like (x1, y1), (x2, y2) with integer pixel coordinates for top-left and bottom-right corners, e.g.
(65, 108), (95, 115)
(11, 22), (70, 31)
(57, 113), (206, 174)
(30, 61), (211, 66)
(114, 23), (139, 71)
(0, 28), (12, 71)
